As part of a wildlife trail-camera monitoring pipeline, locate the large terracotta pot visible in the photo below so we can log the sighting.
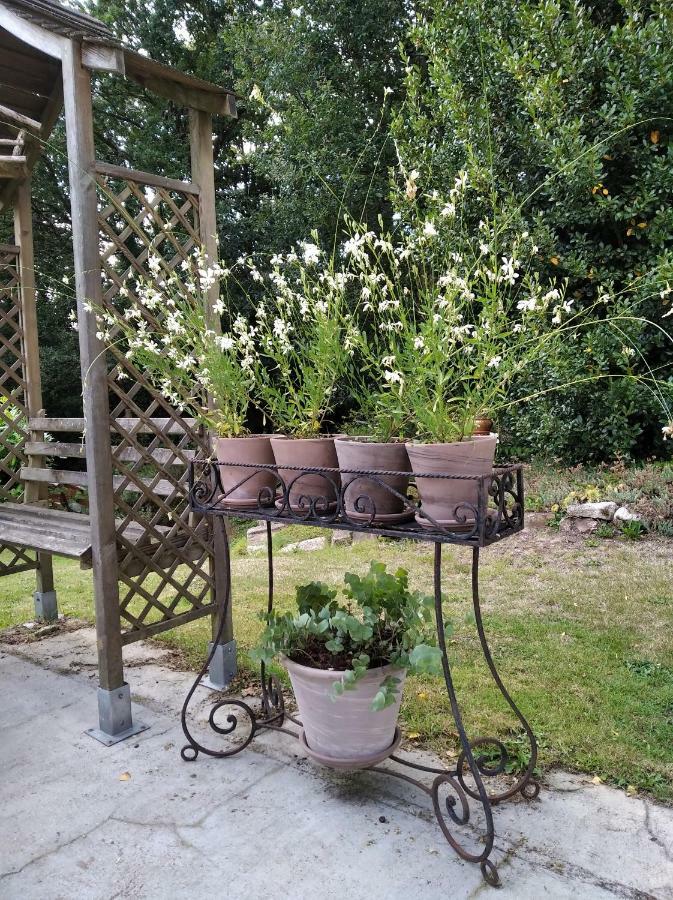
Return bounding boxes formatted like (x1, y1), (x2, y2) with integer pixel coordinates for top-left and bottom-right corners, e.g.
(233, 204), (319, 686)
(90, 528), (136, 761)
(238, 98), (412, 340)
(407, 433), (498, 528)
(270, 436), (340, 513)
(214, 435), (278, 509)
(282, 655), (405, 768)
(334, 437), (412, 524)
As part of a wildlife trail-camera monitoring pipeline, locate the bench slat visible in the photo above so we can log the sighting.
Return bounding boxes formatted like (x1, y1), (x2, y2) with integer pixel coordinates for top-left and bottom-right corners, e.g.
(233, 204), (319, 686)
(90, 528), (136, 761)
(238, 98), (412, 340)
(28, 417), (198, 434)
(20, 468), (186, 497)
(25, 442), (196, 464)
(0, 503), (178, 566)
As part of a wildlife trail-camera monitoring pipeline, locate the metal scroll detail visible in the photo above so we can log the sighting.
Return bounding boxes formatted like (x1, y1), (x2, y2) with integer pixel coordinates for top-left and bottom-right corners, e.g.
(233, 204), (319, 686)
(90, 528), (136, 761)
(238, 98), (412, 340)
(188, 459), (525, 547)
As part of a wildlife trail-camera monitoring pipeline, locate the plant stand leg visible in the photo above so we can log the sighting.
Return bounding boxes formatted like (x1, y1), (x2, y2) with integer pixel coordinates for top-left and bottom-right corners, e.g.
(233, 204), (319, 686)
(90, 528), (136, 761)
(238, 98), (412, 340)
(462, 548), (540, 803)
(431, 542), (500, 887)
(260, 521), (285, 723)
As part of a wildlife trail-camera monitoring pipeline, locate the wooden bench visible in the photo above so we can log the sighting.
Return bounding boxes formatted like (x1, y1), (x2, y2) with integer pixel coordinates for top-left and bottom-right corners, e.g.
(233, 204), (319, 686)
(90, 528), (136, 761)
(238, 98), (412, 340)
(0, 415), (200, 575)
(0, 502), (154, 568)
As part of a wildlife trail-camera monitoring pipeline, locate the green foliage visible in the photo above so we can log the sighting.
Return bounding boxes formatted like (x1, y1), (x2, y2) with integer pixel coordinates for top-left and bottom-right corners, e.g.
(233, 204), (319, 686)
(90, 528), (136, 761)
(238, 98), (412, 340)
(394, 0), (673, 462)
(620, 519), (646, 540)
(250, 561), (444, 709)
(0, 402), (26, 499)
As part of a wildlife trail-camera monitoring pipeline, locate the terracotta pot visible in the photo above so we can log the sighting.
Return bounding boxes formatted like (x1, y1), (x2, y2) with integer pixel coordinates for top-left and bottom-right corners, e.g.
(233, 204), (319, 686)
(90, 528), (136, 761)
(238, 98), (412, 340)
(282, 655), (405, 766)
(334, 437), (412, 524)
(473, 416), (493, 436)
(214, 435), (278, 509)
(407, 433), (498, 528)
(270, 435), (341, 513)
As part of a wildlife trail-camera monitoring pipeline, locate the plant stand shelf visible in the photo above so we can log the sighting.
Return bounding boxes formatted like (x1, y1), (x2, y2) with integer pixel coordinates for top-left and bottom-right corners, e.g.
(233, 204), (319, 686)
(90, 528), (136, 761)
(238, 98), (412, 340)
(181, 460), (540, 888)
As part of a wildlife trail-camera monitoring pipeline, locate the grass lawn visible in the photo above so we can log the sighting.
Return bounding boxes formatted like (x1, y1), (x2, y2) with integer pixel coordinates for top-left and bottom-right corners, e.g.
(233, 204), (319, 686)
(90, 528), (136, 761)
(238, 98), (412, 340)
(1, 524), (672, 802)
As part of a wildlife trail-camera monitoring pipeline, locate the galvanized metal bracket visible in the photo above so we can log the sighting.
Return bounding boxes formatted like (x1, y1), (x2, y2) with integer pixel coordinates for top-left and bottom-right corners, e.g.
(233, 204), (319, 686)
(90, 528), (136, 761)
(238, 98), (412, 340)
(85, 683), (149, 746)
(201, 639), (237, 691)
(33, 590), (58, 622)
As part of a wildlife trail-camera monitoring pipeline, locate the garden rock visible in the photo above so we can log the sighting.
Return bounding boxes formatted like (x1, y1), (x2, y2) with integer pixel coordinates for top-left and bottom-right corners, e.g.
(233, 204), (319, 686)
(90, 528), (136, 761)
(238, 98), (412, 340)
(331, 530), (352, 546)
(613, 506), (640, 525)
(280, 536), (327, 553)
(247, 521), (286, 549)
(565, 501), (618, 521)
(559, 516), (599, 536)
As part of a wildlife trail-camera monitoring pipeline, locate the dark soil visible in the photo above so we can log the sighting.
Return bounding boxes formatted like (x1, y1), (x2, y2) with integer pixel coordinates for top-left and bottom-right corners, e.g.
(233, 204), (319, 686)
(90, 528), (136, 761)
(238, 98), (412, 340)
(288, 634), (392, 672)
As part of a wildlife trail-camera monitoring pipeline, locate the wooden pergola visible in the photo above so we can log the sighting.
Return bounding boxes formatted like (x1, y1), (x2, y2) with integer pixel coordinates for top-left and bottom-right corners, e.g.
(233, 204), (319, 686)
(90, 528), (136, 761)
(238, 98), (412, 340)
(0, 0), (236, 743)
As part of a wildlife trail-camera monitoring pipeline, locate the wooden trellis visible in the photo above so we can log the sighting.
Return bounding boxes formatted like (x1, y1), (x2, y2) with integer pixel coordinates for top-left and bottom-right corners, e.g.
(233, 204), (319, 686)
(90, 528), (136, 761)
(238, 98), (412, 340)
(0, 0), (237, 743)
(0, 242), (37, 576)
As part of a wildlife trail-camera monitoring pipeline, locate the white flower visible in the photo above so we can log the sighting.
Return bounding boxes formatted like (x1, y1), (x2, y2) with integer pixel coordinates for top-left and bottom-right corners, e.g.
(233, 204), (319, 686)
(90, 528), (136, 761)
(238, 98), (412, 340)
(441, 202), (456, 218)
(499, 257), (520, 285)
(148, 255), (162, 276)
(423, 221), (438, 238)
(214, 335), (233, 351)
(302, 242), (321, 265)
(479, 242), (490, 256)
(213, 298), (226, 315)
(270, 254), (283, 267)
(517, 297), (537, 312)
(383, 85), (393, 96)
(382, 355), (396, 368)
(487, 355), (502, 368)
(414, 336), (426, 350)
(662, 424), (673, 440)
(383, 369), (403, 384)
(621, 345), (635, 358)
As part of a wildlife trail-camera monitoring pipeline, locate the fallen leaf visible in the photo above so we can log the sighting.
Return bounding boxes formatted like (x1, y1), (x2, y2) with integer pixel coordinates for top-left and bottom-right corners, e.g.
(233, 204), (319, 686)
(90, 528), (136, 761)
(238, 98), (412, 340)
(626, 784), (637, 796)
(118, 772), (131, 781)
(650, 130), (660, 144)
(591, 775), (603, 785)
(417, 691), (429, 701)
(406, 732), (421, 740)
(550, 256), (560, 266)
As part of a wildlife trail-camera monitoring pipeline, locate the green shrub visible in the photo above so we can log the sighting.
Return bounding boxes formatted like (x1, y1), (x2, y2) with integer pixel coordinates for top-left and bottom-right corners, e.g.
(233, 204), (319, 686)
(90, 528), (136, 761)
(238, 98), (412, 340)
(393, 0), (673, 462)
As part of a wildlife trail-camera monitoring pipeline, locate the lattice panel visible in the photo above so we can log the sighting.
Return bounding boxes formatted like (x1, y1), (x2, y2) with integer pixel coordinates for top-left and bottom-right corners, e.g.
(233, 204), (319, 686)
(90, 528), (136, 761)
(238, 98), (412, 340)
(0, 244), (36, 575)
(0, 245), (28, 500)
(96, 172), (217, 642)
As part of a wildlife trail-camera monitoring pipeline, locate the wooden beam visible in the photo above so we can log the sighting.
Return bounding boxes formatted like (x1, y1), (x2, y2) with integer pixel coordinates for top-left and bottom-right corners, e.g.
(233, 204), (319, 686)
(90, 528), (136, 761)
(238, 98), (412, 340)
(61, 41), (124, 692)
(94, 161), (199, 196)
(0, 156), (28, 178)
(0, 103), (41, 136)
(124, 51), (237, 117)
(13, 178), (55, 598)
(0, 5), (67, 60)
(81, 42), (125, 75)
(0, 80), (64, 212)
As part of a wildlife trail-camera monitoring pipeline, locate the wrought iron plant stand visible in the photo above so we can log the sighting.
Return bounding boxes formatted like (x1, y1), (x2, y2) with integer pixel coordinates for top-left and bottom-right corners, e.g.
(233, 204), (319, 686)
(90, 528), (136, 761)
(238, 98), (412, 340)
(182, 460), (540, 887)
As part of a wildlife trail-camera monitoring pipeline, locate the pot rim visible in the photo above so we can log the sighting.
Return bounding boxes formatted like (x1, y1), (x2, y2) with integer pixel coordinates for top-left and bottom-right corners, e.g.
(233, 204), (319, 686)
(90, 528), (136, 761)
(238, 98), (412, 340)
(408, 432), (499, 448)
(280, 653), (404, 679)
(214, 433), (283, 441)
(271, 433), (345, 442)
(335, 435), (409, 446)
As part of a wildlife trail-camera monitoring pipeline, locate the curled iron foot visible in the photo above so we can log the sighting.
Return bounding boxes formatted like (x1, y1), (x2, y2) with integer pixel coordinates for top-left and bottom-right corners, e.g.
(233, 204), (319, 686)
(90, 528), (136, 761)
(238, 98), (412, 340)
(480, 859), (501, 887)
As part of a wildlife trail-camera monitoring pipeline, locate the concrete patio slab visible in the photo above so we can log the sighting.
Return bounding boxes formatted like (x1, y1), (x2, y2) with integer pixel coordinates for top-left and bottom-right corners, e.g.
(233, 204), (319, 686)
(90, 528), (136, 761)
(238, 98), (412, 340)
(1, 630), (672, 900)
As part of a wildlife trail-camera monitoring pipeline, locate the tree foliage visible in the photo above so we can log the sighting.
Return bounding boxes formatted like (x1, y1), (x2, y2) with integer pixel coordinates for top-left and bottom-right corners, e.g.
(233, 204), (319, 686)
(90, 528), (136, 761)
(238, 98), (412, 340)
(393, 0), (673, 461)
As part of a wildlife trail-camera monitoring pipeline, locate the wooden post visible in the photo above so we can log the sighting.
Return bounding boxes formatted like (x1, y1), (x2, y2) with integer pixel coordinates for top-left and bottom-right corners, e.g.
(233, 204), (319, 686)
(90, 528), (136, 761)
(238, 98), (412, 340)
(13, 178), (56, 620)
(61, 43), (142, 741)
(189, 109), (235, 685)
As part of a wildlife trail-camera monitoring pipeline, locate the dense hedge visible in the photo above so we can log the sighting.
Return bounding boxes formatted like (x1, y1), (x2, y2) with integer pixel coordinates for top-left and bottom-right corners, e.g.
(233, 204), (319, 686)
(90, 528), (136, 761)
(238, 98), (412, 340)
(393, 0), (673, 461)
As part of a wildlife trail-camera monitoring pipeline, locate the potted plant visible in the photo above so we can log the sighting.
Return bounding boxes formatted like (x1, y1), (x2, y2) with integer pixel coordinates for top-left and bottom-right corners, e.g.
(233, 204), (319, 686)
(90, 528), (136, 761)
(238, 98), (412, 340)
(250, 561), (443, 768)
(93, 248), (278, 508)
(230, 239), (361, 512)
(339, 183), (588, 528)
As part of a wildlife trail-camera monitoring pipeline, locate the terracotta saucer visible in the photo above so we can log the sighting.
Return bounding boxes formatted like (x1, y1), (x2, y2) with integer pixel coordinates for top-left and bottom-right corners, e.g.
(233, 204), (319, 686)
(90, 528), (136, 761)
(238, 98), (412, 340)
(414, 511), (497, 531)
(215, 495), (277, 510)
(344, 508), (416, 525)
(298, 726), (402, 771)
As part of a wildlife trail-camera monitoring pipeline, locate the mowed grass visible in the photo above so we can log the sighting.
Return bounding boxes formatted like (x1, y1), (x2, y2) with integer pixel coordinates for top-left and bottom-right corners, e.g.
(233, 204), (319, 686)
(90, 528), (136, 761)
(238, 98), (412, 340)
(1, 525), (672, 802)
